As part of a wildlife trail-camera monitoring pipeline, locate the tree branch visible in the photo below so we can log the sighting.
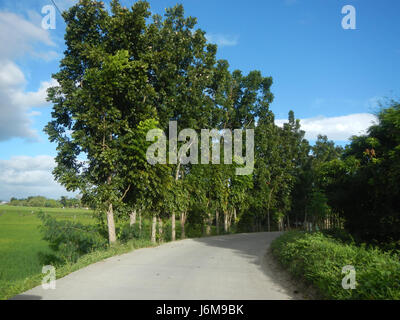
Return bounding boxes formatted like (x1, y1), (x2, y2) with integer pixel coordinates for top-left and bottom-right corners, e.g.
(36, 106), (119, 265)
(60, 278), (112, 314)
(120, 184), (131, 201)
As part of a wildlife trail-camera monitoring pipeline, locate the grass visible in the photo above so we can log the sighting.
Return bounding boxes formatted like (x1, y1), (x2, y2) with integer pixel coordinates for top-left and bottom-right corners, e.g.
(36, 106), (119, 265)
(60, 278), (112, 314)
(271, 231), (400, 300)
(0, 205), (95, 299)
(1, 238), (154, 300)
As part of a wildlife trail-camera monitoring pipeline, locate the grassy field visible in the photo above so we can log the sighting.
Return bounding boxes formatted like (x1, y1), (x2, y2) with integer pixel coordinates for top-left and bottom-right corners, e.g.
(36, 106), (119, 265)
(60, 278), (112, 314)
(0, 205), (95, 298)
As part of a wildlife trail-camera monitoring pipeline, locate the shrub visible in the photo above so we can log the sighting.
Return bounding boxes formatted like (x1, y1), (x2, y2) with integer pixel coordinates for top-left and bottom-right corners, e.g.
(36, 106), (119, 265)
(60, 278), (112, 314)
(322, 228), (355, 244)
(271, 231), (400, 299)
(37, 212), (108, 263)
(118, 223), (146, 242)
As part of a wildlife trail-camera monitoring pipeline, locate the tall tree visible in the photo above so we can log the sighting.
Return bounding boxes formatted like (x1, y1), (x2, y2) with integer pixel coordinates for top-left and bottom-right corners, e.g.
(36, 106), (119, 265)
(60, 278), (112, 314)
(45, 0), (156, 244)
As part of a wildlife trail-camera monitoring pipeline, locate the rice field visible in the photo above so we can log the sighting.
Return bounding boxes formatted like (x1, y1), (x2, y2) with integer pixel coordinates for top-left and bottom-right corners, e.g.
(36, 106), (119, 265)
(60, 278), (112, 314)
(0, 205), (94, 297)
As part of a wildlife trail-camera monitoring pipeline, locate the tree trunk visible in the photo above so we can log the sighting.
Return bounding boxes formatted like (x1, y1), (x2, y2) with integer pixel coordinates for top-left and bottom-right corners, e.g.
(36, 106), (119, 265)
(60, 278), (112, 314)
(139, 209), (142, 232)
(171, 213), (176, 241)
(267, 189), (273, 232)
(180, 212), (186, 239)
(130, 209), (137, 226)
(206, 213), (211, 235)
(304, 210), (308, 231)
(151, 214), (157, 243)
(171, 212), (176, 241)
(107, 203), (117, 244)
(171, 161), (182, 242)
(227, 210), (233, 232)
(216, 211), (220, 234)
(224, 212), (228, 233)
(158, 217), (163, 243)
(106, 172), (116, 244)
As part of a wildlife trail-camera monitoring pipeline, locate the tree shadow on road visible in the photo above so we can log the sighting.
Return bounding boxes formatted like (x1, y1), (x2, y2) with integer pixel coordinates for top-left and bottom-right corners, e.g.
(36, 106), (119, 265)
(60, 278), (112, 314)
(191, 232), (309, 300)
(9, 294), (42, 300)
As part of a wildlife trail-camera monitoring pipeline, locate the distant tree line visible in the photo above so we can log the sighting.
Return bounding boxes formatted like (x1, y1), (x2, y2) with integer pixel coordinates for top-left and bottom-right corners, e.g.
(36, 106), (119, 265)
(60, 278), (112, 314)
(9, 196), (82, 208)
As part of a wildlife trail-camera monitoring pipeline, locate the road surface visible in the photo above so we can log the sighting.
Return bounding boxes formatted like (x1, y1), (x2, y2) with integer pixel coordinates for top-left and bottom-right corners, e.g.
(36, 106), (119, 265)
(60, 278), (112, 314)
(12, 232), (303, 300)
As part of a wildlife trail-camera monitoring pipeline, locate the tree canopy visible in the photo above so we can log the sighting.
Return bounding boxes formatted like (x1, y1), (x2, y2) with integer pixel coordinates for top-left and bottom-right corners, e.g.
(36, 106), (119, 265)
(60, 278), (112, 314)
(45, 0), (400, 250)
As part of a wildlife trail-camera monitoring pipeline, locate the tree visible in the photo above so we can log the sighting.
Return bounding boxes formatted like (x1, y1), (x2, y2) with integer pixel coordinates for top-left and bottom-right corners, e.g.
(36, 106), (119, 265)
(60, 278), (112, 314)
(251, 110), (301, 232)
(305, 190), (330, 230)
(45, 0), (156, 244)
(313, 99), (400, 247)
(142, 4), (220, 240)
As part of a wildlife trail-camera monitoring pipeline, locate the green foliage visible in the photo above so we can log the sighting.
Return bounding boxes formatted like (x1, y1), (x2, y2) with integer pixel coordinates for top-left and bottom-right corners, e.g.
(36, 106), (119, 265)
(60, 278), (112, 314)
(316, 100), (400, 247)
(118, 221), (152, 243)
(37, 212), (107, 263)
(271, 231), (400, 299)
(306, 190), (330, 221)
(322, 228), (355, 244)
(312, 135), (344, 165)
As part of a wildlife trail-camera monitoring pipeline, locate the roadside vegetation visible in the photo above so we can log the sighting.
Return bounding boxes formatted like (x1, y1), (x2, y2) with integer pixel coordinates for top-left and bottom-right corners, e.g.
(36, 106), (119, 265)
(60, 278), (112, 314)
(270, 98), (400, 300)
(271, 231), (400, 300)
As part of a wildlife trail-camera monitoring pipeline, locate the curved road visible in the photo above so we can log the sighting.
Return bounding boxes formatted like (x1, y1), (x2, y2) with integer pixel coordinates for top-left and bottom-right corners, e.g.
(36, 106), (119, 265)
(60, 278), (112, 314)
(13, 232), (302, 300)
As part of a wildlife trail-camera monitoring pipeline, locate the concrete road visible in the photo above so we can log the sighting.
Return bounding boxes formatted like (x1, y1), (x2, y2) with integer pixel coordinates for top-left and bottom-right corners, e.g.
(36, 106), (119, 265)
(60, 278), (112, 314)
(12, 232), (302, 300)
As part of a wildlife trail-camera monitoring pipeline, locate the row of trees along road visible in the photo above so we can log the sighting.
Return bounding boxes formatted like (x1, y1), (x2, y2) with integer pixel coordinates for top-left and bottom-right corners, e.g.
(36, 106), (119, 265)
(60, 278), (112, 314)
(46, 0), (400, 250)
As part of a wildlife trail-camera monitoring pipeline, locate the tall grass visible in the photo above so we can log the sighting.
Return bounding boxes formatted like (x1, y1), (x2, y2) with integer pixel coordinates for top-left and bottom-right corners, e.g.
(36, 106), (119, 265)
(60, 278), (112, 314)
(271, 231), (400, 299)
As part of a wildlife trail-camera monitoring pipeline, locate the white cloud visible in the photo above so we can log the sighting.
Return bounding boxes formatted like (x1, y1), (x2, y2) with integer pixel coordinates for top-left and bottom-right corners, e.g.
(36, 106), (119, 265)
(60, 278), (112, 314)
(275, 113), (378, 141)
(0, 10), (59, 141)
(0, 59), (57, 141)
(32, 50), (60, 61)
(13, 77), (58, 109)
(0, 11), (55, 60)
(205, 33), (239, 47)
(0, 155), (76, 200)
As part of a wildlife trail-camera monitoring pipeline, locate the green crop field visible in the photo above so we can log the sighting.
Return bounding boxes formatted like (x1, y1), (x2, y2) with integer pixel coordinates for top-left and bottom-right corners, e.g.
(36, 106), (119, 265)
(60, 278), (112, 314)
(0, 205), (95, 296)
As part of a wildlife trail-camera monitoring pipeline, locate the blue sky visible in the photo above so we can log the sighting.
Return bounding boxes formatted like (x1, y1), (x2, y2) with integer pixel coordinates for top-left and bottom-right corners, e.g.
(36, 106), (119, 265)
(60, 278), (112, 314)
(0, 0), (399, 200)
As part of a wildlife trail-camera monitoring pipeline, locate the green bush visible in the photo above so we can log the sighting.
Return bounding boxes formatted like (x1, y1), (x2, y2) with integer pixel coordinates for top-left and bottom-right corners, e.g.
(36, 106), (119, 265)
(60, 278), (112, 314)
(37, 212), (107, 263)
(321, 228), (355, 244)
(271, 231), (400, 300)
(118, 221), (152, 242)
